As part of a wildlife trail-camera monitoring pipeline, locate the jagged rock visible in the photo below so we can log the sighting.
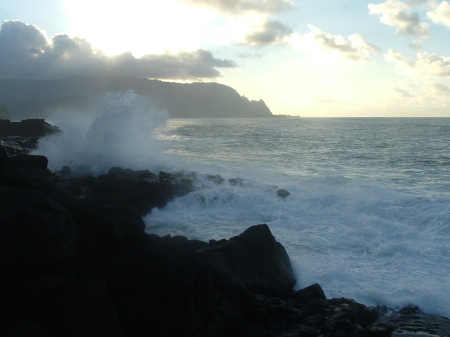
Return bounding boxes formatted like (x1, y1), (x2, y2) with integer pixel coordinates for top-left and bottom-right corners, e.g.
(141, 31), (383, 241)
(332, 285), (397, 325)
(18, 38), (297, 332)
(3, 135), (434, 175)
(375, 306), (450, 337)
(0, 136), (39, 155)
(228, 178), (244, 186)
(159, 171), (196, 200)
(91, 167), (166, 216)
(198, 224), (295, 296)
(294, 283), (326, 302)
(0, 119), (60, 138)
(277, 188), (290, 198)
(207, 174), (225, 185)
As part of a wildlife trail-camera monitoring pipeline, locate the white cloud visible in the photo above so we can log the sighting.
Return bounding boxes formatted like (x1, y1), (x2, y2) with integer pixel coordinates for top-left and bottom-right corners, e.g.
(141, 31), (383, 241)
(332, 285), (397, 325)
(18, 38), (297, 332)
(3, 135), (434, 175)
(409, 39), (423, 51)
(369, 0), (429, 37)
(427, 1), (450, 28)
(385, 49), (450, 76)
(179, 0), (295, 14)
(290, 25), (379, 62)
(0, 20), (235, 80)
(239, 19), (293, 46)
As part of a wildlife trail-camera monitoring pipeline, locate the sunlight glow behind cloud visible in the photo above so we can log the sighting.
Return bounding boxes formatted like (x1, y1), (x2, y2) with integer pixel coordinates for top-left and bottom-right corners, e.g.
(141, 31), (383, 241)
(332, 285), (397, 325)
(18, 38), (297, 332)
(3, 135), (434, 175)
(0, 20), (235, 80)
(62, 0), (218, 56)
(179, 0), (295, 14)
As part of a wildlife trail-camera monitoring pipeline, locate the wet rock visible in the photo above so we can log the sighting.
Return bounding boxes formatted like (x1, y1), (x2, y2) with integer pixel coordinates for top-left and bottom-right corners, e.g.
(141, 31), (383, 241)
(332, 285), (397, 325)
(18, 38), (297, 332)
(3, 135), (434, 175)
(0, 136), (39, 155)
(277, 188), (290, 198)
(92, 167), (167, 216)
(228, 178), (244, 186)
(207, 174), (225, 185)
(159, 171), (196, 200)
(198, 224), (295, 296)
(294, 283), (326, 302)
(377, 306), (450, 337)
(0, 119), (60, 138)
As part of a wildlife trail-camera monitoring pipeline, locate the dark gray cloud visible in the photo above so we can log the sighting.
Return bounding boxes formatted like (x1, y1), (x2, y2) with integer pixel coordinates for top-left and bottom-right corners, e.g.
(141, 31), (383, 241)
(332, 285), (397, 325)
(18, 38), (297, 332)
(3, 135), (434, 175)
(240, 20), (292, 46)
(0, 20), (235, 80)
(180, 0), (295, 14)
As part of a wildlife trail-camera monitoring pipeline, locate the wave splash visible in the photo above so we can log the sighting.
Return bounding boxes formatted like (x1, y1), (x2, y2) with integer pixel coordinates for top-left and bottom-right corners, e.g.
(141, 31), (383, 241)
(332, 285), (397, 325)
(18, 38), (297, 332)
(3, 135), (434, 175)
(34, 91), (168, 175)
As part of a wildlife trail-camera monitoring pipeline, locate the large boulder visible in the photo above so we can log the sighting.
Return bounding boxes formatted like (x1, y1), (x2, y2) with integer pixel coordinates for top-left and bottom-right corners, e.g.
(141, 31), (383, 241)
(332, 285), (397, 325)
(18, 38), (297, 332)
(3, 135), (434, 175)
(198, 224), (295, 296)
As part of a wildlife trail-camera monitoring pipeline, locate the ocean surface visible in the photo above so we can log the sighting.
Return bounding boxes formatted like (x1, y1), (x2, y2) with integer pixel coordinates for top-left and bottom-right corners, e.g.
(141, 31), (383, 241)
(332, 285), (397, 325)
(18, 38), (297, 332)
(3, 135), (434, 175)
(36, 92), (450, 318)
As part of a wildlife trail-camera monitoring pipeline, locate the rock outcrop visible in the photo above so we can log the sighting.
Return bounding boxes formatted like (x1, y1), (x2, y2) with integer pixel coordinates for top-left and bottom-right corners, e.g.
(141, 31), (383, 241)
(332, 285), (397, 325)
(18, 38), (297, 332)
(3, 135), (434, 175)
(0, 119), (60, 138)
(1, 140), (449, 337)
(0, 119), (60, 155)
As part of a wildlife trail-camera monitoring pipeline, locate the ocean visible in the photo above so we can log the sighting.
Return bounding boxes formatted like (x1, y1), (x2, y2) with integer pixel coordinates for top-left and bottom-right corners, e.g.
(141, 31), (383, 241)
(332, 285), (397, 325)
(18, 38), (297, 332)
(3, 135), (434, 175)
(36, 92), (450, 318)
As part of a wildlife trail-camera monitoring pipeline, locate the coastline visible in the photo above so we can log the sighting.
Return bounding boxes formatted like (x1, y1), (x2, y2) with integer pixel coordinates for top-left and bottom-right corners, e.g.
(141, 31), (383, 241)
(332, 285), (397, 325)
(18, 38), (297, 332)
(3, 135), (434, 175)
(1, 120), (450, 336)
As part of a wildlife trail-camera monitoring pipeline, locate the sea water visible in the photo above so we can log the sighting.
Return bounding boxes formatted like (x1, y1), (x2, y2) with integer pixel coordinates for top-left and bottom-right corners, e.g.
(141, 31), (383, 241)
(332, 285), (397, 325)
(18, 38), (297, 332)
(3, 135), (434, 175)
(146, 117), (450, 318)
(35, 92), (450, 318)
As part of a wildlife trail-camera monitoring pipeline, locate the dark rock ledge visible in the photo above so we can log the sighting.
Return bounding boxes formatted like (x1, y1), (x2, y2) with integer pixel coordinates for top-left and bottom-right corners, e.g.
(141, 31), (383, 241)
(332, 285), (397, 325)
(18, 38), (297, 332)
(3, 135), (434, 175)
(1, 131), (450, 336)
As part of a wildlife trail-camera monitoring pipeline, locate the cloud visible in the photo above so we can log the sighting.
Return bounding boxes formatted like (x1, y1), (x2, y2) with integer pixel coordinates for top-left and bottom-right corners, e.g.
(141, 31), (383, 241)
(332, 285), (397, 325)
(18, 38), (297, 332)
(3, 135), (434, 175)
(428, 1), (450, 28)
(0, 20), (235, 80)
(369, 0), (429, 37)
(239, 20), (293, 46)
(314, 96), (336, 103)
(385, 49), (450, 76)
(291, 25), (379, 62)
(430, 82), (450, 95)
(394, 87), (413, 97)
(179, 0), (295, 14)
(409, 39), (423, 51)
(237, 52), (264, 59)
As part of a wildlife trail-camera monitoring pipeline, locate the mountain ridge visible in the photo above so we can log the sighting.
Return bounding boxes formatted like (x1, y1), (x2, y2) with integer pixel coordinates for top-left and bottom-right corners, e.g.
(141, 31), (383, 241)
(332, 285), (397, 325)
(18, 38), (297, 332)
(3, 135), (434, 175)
(0, 76), (273, 120)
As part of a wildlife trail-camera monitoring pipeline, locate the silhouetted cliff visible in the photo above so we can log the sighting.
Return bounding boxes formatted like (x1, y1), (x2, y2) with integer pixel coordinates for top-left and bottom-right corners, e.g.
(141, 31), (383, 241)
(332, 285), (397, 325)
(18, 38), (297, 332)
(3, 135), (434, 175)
(0, 76), (273, 119)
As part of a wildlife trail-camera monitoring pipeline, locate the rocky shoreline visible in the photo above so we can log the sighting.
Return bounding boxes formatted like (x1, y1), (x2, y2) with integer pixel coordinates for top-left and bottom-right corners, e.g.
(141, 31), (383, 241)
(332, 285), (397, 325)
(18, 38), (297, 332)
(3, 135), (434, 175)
(1, 120), (449, 337)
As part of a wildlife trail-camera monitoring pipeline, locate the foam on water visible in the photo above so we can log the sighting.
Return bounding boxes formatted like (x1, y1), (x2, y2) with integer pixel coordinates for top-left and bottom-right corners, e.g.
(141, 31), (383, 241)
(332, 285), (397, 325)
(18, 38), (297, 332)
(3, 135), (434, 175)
(145, 172), (450, 318)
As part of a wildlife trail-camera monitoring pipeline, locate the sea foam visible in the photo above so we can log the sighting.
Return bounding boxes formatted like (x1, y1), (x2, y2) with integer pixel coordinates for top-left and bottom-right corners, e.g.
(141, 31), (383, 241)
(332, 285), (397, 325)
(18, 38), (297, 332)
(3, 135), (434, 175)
(34, 91), (169, 175)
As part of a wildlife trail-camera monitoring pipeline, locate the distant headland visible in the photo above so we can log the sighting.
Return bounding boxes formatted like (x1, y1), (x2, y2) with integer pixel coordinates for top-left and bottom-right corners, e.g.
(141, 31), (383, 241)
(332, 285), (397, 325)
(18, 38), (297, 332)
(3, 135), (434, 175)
(0, 76), (273, 120)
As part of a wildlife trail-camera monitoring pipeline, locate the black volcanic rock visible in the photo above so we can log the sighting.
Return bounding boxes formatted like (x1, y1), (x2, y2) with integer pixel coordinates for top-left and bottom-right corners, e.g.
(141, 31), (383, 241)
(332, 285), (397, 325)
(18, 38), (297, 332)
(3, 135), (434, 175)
(0, 119), (60, 156)
(198, 224), (295, 296)
(0, 187), (78, 276)
(0, 119), (60, 138)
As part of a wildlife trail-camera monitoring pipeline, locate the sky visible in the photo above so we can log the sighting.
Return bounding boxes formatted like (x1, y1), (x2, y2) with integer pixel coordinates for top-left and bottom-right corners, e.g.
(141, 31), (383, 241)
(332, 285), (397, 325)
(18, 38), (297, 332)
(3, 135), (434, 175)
(1, 0), (450, 117)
